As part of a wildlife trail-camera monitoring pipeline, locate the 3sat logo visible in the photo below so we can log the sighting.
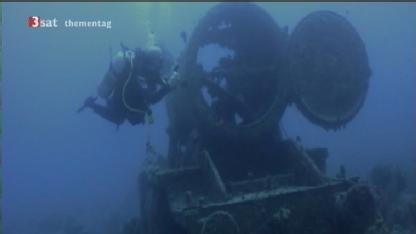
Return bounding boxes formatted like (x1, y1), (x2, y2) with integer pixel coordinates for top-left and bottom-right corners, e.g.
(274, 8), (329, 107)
(28, 16), (58, 28)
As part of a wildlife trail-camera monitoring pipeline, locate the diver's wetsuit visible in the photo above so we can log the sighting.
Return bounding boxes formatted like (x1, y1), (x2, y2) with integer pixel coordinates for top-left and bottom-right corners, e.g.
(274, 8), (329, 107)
(87, 49), (172, 126)
(88, 76), (171, 125)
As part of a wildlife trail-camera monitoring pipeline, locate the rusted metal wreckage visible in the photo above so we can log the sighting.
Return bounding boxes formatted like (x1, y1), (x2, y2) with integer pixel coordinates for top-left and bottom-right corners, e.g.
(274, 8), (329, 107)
(138, 3), (373, 234)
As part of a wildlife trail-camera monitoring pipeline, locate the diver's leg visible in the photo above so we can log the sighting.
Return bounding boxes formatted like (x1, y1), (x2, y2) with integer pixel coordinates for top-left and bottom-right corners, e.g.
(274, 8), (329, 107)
(87, 101), (125, 125)
(126, 112), (146, 125)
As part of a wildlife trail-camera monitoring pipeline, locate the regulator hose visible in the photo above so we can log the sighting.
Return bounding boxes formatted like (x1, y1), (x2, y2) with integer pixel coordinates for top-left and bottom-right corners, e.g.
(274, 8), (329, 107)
(121, 51), (153, 124)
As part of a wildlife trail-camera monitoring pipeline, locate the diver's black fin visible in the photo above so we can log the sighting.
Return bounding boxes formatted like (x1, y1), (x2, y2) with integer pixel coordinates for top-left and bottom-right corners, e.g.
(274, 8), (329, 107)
(77, 96), (97, 114)
(76, 105), (85, 114)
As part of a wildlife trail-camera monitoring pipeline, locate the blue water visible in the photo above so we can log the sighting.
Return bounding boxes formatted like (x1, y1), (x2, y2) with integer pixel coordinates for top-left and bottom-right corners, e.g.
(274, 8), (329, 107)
(3, 3), (416, 234)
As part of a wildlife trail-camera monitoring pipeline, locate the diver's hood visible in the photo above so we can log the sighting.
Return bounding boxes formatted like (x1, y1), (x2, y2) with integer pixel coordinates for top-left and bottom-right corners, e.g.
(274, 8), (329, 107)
(144, 45), (163, 60)
(143, 45), (164, 70)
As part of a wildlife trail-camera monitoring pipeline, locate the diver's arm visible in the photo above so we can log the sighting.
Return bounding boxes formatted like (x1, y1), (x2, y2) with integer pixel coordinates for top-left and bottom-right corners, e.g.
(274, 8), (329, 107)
(146, 86), (171, 105)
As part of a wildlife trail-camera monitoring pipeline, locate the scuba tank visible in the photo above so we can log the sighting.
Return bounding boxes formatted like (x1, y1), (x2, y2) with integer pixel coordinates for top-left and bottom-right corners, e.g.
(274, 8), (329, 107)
(97, 50), (130, 99)
(97, 71), (117, 99)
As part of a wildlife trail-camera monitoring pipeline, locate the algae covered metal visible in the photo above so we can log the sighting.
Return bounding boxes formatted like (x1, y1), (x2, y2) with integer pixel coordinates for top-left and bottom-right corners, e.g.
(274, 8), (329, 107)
(289, 11), (371, 130)
(137, 3), (375, 234)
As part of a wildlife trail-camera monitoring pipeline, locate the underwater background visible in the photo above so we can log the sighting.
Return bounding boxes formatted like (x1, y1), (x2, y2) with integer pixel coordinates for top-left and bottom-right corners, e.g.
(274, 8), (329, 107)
(2, 2), (416, 234)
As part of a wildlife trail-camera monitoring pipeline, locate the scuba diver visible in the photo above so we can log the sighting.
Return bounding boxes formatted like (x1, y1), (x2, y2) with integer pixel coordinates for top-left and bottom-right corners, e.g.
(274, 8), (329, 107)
(78, 43), (181, 127)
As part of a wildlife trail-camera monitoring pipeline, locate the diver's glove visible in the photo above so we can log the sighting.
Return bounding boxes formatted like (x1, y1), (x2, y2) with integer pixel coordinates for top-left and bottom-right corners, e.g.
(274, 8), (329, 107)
(77, 96), (97, 113)
(166, 67), (187, 89)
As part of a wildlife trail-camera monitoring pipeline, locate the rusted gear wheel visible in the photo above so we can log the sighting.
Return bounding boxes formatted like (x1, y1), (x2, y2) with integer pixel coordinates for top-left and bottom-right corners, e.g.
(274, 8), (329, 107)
(200, 211), (240, 234)
(289, 11), (371, 130)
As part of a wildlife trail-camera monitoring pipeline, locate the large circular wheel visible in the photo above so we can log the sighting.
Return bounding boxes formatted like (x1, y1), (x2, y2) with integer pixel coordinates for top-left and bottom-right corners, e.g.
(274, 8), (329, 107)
(168, 3), (290, 142)
(289, 11), (371, 130)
